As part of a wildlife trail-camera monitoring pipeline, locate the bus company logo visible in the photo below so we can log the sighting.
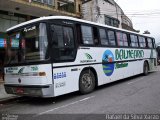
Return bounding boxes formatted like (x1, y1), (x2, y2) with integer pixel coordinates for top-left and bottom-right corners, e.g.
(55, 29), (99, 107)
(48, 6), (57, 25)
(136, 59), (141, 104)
(85, 53), (93, 59)
(102, 50), (115, 76)
(31, 66), (38, 71)
(18, 67), (25, 74)
(80, 53), (96, 63)
(24, 26), (36, 32)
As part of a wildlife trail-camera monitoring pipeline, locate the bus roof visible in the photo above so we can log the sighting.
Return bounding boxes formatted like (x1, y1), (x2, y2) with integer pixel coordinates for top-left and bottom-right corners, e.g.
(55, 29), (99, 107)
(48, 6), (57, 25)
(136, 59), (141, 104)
(7, 16), (152, 38)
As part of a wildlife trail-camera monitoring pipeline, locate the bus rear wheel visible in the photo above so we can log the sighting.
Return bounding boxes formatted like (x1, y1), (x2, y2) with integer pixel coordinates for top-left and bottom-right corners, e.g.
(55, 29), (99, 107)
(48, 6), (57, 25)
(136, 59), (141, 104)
(79, 69), (95, 94)
(143, 61), (149, 76)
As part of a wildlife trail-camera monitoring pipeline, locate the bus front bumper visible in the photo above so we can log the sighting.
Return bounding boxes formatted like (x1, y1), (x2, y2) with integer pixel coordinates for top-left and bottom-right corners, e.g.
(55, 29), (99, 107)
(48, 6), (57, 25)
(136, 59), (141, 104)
(4, 84), (55, 98)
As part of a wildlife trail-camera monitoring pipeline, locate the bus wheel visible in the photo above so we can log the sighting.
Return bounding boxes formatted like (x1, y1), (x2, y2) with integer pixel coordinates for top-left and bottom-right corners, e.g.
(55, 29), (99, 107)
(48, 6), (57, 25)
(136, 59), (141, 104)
(143, 61), (149, 76)
(79, 69), (95, 94)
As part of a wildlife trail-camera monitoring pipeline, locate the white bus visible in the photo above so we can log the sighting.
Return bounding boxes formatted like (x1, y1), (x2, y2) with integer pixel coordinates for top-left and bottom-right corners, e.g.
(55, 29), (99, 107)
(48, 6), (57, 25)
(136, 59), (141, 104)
(4, 16), (157, 97)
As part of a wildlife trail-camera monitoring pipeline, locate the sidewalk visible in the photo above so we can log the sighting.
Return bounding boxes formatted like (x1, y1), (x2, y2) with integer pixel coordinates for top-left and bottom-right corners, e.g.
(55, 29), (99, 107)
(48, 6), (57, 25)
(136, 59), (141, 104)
(0, 82), (19, 104)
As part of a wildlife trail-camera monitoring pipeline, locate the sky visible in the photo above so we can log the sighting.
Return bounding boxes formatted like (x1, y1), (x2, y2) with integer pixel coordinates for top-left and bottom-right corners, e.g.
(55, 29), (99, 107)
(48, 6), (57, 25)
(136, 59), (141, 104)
(116, 0), (160, 44)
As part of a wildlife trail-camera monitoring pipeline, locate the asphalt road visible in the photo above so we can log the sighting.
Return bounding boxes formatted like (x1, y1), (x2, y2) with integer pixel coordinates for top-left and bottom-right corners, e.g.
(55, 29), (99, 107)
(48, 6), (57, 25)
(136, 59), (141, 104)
(0, 68), (160, 120)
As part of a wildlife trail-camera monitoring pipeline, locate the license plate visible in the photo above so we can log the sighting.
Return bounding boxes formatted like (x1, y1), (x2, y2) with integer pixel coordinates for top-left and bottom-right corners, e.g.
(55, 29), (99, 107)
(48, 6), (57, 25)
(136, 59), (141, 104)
(16, 88), (24, 94)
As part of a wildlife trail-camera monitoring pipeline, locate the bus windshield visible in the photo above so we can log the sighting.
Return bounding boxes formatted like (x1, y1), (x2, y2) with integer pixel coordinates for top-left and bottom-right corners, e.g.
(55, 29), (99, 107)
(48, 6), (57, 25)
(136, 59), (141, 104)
(6, 23), (49, 64)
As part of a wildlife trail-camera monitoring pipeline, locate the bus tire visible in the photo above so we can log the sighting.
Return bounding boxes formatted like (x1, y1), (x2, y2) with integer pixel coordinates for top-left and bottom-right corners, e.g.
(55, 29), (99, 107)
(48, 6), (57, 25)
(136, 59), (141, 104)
(79, 69), (95, 94)
(143, 61), (149, 76)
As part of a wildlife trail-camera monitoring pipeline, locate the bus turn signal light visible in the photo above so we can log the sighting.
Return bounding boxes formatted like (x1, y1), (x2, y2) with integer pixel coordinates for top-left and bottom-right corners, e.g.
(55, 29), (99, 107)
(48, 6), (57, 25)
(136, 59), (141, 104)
(39, 72), (46, 76)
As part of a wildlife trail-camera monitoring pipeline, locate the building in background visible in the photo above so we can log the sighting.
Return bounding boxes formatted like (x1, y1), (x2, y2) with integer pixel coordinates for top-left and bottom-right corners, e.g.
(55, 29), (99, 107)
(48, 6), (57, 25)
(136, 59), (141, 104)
(0, 0), (81, 39)
(0, 0), (81, 82)
(82, 0), (135, 31)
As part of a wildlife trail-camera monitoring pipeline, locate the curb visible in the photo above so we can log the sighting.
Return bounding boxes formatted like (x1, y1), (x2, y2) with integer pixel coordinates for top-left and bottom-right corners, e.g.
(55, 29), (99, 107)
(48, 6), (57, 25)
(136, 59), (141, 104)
(0, 96), (21, 104)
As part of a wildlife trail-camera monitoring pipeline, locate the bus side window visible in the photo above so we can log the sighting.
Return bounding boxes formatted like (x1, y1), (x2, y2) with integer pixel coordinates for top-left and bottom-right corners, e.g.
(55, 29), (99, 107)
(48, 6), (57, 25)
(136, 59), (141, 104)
(99, 28), (109, 46)
(130, 34), (139, 47)
(147, 38), (153, 48)
(116, 32), (128, 47)
(81, 25), (94, 45)
(138, 36), (146, 48)
(107, 30), (116, 46)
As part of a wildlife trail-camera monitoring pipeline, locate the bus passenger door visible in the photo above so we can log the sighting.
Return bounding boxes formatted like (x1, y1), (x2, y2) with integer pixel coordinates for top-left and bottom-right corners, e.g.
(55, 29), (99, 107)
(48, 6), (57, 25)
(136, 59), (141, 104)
(49, 23), (78, 96)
